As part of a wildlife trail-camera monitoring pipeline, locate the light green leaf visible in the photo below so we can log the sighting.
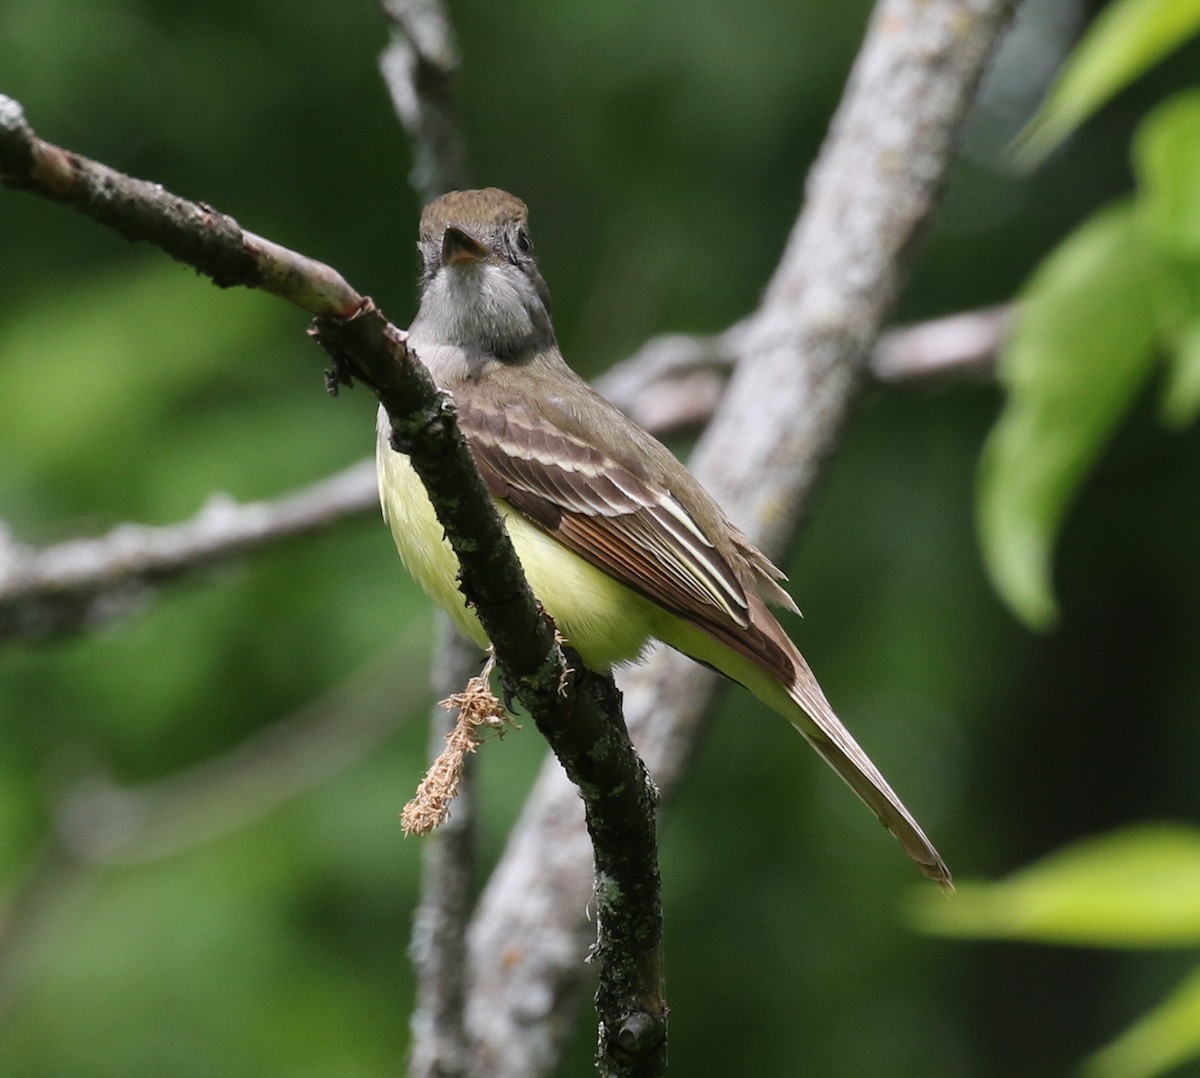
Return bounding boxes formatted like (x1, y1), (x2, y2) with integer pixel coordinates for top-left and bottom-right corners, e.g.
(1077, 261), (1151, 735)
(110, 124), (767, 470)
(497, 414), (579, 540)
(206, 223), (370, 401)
(1084, 961), (1200, 1078)
(1161, 318), (1200, 427)
(911, 824), (1200, 948)
(1015, 0), (1200, 168)
(1135, 91), (1200, 261)
(977, 202), (1159, 628)
(1133, 93), (1200, 427)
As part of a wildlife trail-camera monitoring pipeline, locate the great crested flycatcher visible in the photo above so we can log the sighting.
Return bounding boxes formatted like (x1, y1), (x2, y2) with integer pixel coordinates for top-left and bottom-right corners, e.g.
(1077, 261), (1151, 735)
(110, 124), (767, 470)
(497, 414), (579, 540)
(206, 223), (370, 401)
(377, 188), (950, 889)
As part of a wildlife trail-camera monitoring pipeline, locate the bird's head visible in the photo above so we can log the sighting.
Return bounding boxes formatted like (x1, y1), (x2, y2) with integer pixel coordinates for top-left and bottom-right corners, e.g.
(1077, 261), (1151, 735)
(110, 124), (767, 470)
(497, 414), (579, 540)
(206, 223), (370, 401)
(413, 188), (556, 363)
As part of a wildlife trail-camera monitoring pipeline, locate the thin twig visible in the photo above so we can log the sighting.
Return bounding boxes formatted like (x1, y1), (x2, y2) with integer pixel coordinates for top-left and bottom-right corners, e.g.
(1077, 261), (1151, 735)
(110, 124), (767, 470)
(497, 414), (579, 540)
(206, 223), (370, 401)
(0, 298), (1003, 644)
(0, 287), (1005, 649)
(597, 305), (1010, 434)
(872, 304), (1011, 384)
(376, 9), (479, 1072)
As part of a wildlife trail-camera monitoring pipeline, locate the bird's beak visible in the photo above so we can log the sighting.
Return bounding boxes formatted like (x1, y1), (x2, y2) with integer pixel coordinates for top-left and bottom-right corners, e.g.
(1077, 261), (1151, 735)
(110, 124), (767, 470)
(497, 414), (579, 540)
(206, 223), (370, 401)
(442, 225), (491, 266)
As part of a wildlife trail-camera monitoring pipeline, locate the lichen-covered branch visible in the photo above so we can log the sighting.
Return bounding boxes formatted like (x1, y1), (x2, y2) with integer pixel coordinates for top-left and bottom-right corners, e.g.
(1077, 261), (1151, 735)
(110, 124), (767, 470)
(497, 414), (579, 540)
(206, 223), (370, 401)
(0, 90), (666, 1076)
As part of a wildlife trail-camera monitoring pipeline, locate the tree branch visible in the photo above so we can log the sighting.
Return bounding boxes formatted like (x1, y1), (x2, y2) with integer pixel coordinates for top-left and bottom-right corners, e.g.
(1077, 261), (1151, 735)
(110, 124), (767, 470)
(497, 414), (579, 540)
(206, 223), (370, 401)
(0, 296), (1004, 644)
(872, 304), (1010, 385)
(376, 6), (479, 1071)
(597, 304), (1010, 435)
(0, 460), (378, 641)
(0, 98), (361, 317)
(408, 623), (481, 1078)
(379, 0), (470, 202)
(315, 311), (668, 1076)
(462, 1), (1017, 1073)
(0, 91), (666, 1075)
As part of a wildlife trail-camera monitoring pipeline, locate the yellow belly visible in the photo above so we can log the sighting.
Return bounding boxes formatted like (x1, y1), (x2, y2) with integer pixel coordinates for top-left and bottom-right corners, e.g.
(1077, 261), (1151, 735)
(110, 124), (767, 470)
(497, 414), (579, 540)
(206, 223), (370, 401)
(376, 441), (664, 670)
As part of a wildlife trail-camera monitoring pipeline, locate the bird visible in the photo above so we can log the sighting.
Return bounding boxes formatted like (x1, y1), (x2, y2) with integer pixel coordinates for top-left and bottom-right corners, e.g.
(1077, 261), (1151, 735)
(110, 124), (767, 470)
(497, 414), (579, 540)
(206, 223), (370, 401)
(376, 187), (951, 889)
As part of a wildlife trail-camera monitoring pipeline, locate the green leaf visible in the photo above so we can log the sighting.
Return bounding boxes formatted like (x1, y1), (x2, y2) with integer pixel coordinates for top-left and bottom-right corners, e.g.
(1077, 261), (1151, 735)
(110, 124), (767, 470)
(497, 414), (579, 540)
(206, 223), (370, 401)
(1135, 91), (1200, 261)
(1132, 92), (1200, 427)
(1161, 318), (1200, 426)
(1083, 961), (1200, 1078)
(910, 823), (1200, 948)
(1015, 0), (1200, 168)
(977, 202), (1159, 629)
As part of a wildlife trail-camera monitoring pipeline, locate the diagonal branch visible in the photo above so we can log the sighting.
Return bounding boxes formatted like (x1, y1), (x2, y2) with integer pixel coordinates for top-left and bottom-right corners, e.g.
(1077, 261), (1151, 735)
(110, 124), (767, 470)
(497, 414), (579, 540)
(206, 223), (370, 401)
(0, 99), (361, 317)
(0, 92), (666, 1074)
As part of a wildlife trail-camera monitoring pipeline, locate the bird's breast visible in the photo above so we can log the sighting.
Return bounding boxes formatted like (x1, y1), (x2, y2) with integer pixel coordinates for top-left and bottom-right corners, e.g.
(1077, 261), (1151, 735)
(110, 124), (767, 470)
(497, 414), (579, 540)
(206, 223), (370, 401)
(375, 405), (661, 671)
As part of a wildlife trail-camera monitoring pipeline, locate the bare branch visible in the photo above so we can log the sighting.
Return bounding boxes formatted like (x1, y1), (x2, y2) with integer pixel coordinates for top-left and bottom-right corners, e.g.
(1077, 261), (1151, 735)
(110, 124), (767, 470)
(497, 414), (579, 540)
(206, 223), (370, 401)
(0, 460), (378, 641)
(873, 304), (1010, 384)
(594, 326), (741, 437)
(0, 97), (362, 318)
(375, 9), (480, 1069)
(0, 294), (1005, 645)
(463, 1), (1017, 1073)
(408, 624), (485, 1078)
(597, 304), (1008, 435)
(379, 0), (470, 201)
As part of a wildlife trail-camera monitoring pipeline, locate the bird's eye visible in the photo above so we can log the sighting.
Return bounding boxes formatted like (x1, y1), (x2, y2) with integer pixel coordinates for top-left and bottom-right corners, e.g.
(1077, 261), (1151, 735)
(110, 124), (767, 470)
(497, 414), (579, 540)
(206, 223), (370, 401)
(515, 228), (533, 255)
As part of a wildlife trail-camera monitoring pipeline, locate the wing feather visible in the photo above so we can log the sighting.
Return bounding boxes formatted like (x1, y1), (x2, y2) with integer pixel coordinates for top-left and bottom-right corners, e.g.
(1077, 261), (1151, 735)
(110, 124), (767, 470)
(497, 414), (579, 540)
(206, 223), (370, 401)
(457, 395), (753, 635)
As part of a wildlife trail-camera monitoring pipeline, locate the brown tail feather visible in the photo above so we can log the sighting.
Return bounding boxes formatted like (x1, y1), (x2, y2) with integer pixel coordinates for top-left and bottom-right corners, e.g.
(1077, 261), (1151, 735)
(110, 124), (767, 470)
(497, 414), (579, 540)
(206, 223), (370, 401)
(655, 583), (952, 887)
(692, 593), (952, 890)
(786, 651), (952, 892)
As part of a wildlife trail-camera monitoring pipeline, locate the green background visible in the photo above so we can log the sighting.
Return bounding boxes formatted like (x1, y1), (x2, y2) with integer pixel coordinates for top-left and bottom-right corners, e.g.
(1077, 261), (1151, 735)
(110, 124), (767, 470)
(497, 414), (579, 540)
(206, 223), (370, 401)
(2, 0), (1199, 1074)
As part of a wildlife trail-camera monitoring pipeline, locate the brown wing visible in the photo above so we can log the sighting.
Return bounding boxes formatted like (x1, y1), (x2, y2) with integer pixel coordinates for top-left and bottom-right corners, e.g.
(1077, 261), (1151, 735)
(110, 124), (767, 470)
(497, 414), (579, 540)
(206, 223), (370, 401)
(454, 392), (796, 683)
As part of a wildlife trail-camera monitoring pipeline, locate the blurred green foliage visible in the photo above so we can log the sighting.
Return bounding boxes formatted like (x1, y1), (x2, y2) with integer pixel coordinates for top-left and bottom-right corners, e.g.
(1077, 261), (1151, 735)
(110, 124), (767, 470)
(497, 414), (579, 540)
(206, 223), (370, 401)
(981, 0), (1200, 629)
(1015, 0), (1200, 167)
(914, 825), (1200, 1078)
(2, 1), (1200, 1076)
(947, 5), (1200, 1072)
(977, 200), (1161, 629)
(914, 824), (1200, 949)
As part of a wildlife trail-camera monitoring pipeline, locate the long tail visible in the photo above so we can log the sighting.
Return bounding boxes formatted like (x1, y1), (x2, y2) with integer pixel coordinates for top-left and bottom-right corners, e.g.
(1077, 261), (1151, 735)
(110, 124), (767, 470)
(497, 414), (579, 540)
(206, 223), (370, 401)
(666, 593), (952, 890)
(785, 647), (953, 892)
